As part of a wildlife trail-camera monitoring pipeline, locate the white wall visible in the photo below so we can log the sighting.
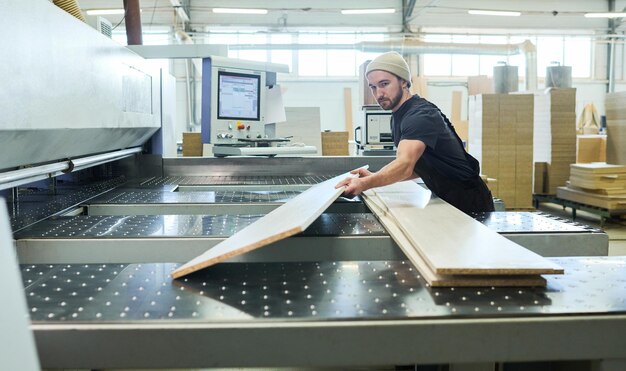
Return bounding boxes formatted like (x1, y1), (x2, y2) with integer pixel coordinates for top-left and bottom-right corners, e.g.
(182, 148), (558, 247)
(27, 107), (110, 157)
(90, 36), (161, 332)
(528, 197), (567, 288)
(280, 80), (359, 132)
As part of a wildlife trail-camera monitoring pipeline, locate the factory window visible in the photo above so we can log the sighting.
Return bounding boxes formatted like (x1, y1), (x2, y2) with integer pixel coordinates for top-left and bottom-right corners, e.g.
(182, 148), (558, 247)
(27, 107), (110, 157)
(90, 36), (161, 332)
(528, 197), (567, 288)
(423, 35), (453, 76)
(206, 31), (385, 78)
(421, 34), (592, 79)
(537, 36), (564, 77)
(299, 50), (328, 76)
(270, 34), (294, 72)
(564, 37), (592, 78)
(297, 33), (328, 76)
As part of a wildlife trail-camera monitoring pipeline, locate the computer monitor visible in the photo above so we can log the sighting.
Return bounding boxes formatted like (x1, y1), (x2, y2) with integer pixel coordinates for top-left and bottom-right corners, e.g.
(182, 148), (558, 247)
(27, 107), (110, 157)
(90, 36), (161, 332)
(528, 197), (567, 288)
(217, 70), (261, 121)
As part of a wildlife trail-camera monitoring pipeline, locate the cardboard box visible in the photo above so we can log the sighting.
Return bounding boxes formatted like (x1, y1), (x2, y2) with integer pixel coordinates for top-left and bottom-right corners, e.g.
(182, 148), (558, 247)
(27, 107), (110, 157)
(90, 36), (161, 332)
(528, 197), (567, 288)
(182, 132), (202, 157)
(577, 135), (607, 163)
(321, 131), (349, 156)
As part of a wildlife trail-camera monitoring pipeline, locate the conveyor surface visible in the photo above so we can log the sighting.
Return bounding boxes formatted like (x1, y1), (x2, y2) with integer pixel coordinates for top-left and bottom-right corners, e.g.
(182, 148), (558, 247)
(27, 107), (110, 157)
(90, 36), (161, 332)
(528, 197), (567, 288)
(15, 211), (596, 239)
(8, 177), (127, 231)
(472, 211), (597, 233)
(22, 257), (626, 322)
(14, 213), (386, 238)
(90, 189), (302, 204)
(141, 175), (336, 186)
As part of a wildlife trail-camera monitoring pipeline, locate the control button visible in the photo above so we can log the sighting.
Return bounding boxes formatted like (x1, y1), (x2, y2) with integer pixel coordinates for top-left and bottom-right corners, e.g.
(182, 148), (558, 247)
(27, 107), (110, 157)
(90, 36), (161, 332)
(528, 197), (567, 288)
(246, 125), (251, 130)
(237, 122), (246, 130)
(228, 124), (233, 130)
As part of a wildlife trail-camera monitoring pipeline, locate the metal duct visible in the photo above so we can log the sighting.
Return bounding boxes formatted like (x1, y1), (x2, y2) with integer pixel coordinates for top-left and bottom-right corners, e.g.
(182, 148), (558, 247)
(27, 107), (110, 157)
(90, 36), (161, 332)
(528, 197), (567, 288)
(494, 64), (519, 93)
(546, 66), (573, 88)
(53, 0), (86, 22)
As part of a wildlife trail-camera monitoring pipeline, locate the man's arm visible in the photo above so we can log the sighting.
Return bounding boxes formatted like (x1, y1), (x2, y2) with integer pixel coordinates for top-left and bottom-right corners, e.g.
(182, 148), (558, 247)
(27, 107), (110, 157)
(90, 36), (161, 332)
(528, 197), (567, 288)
(336, 139), (426, 197)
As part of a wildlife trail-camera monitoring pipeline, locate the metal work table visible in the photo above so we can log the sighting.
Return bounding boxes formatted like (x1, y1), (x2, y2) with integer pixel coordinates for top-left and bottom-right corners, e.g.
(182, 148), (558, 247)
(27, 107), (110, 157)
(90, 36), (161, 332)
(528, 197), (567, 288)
(15, 211), (609, 264)
(26, 256), (626, 369)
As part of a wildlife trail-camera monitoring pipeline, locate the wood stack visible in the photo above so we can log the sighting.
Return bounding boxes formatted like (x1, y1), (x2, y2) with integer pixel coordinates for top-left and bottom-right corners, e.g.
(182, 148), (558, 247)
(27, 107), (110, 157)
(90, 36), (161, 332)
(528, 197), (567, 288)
(363, 181), (563, 287)
(468, 94), (534, 208)
(557, 163), (626, 210)
(605, 92), (626, 165)
(533, 88), (577, 194)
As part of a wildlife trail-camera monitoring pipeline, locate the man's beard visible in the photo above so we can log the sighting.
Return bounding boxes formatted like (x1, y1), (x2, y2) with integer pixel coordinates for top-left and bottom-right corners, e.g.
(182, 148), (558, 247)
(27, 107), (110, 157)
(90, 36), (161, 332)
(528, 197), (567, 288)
(378, 87), (404, 110)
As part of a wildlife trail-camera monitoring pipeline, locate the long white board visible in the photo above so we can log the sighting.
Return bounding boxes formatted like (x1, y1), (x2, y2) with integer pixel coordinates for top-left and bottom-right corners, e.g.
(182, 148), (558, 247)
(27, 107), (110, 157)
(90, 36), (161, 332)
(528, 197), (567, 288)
(171, 170), (359, 279)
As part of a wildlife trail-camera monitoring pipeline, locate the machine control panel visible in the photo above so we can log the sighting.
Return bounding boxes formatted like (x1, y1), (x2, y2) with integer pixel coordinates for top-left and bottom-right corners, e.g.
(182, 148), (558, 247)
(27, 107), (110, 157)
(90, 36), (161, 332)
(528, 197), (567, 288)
(365, 111), (393, 145)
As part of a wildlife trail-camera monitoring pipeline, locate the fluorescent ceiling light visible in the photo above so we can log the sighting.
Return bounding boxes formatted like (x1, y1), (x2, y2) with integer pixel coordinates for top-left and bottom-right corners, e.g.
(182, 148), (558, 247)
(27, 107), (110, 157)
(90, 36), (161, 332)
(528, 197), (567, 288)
(341, 8), (396, 15)
(584, 12), (626, 18)
(213, 8), (268, 15)
(85, 9), (126, 16)
(468, 9), (521, 17)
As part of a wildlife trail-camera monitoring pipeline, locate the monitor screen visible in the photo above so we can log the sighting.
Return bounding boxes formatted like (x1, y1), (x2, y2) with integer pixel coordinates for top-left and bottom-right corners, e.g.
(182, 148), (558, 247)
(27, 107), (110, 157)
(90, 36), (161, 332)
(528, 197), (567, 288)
(217, 70), (261, 121)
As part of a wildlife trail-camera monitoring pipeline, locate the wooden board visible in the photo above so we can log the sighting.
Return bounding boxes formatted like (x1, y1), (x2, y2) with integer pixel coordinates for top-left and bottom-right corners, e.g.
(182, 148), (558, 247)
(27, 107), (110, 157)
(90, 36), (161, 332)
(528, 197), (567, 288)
(171, 170), (359, 279)
(343, 87), (354, 140)
(363, 191), (546, 287)
(370, 181), (563, 276)
(570, 163), (626, 174)
(557, 186), (626, 211)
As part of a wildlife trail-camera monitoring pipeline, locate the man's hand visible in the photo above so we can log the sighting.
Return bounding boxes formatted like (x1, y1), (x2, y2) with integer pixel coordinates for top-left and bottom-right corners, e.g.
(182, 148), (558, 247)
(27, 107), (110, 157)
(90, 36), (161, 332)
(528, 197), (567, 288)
(350, 167), (372, 178)
(335, 168), (372, 198)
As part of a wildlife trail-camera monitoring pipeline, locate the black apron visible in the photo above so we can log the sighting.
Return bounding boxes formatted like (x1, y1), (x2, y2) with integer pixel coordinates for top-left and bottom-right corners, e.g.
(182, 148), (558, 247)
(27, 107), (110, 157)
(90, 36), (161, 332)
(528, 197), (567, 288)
(413, 98), (495, 215)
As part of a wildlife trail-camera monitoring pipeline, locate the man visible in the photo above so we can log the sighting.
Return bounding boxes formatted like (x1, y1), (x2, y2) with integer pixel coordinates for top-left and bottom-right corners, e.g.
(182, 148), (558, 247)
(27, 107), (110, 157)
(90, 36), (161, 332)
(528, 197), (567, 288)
(336, 51), (494, 215)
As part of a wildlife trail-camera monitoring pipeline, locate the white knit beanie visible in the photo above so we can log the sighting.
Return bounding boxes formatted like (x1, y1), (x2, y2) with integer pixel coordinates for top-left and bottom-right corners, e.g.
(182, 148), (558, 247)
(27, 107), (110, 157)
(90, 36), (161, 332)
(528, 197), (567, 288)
(366, 52), (412, 85)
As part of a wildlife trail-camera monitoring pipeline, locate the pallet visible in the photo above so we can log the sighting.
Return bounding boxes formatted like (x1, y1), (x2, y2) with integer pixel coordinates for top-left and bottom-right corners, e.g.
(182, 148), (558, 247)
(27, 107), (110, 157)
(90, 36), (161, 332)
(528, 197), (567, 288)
(533, 193), (626, 228)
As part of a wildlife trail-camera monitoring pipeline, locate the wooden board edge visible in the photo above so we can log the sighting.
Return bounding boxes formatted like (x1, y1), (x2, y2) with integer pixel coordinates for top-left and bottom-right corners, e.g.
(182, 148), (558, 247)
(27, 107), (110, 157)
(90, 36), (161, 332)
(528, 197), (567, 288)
(436, 267), (564, 276)
(171, 226), (303, 279)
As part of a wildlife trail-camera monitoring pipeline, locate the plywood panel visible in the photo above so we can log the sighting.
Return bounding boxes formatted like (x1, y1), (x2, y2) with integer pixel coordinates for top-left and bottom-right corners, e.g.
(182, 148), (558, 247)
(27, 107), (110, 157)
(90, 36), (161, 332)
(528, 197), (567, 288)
(371, 181), (563, 275)
(171, 171), (357, 279)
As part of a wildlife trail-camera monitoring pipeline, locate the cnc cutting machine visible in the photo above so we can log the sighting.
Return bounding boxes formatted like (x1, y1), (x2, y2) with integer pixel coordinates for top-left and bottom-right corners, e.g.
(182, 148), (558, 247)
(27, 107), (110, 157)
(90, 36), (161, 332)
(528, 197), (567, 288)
(2, 2), (626, 370)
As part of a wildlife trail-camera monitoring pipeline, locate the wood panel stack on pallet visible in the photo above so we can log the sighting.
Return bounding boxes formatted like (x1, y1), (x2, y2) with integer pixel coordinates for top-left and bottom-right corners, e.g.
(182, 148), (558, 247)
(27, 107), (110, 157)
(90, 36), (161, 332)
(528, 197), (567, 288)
(468, 94), (534, 209)
(533, 88), (577, 194)
(605, 92), (626, 165)
(556, 163), (626, 211)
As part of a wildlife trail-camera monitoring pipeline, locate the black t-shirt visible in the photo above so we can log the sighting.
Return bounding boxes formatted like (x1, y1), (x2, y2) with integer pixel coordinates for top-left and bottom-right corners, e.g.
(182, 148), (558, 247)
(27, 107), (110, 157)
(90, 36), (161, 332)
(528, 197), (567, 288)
(391, 95), (476, 182)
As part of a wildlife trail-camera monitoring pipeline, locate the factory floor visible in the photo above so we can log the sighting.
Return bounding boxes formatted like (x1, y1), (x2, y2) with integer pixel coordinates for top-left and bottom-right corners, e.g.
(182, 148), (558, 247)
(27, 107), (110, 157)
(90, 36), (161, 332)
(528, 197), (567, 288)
(43, 206), (626, 371)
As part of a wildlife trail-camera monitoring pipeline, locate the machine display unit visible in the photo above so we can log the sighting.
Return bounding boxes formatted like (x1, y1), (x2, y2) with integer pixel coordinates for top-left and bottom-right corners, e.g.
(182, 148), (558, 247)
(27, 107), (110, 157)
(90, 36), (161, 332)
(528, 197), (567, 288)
(217, 70), (261, 121)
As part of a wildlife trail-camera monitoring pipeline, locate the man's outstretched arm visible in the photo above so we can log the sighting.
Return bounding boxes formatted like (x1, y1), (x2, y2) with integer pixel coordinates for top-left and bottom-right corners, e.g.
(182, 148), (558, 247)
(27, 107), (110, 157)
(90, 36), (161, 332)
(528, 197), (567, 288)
(336, 139), (425, 197)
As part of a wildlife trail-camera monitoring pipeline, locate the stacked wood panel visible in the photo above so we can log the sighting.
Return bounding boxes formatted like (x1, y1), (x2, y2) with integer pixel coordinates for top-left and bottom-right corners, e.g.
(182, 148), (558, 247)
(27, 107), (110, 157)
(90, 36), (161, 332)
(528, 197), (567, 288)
(363, 181), (563, 287)
(533, 88), (577, 194)
(605, 92), (626, 165)
(556, 163), (626, 211)
(468, 94), (534, 208)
